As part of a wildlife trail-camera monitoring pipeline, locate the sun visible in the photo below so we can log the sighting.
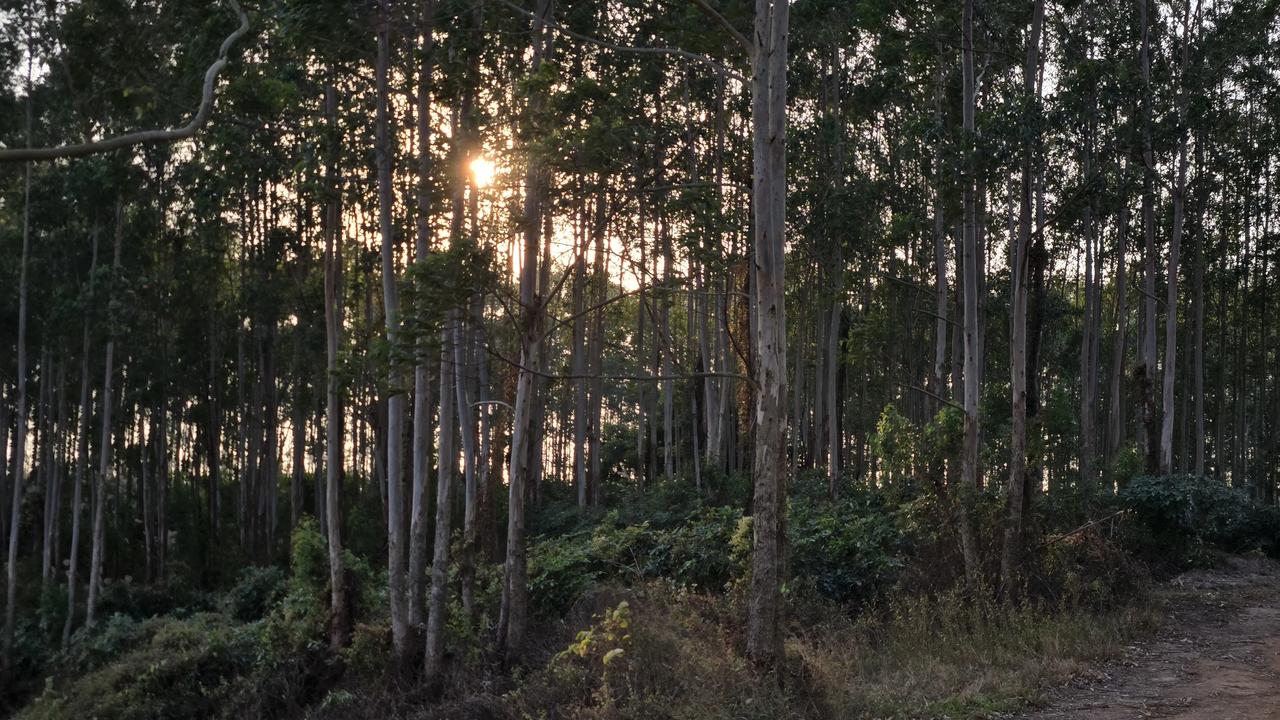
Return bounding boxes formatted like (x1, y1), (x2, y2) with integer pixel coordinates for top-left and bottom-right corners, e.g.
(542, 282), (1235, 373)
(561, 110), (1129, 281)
(469, 156), (496, 189)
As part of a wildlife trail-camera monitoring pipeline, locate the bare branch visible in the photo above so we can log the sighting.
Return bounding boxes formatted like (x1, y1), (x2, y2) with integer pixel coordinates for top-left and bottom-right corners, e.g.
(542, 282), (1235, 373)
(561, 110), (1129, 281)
(686, 0), (752, 57)
(0, 0), (251, 163)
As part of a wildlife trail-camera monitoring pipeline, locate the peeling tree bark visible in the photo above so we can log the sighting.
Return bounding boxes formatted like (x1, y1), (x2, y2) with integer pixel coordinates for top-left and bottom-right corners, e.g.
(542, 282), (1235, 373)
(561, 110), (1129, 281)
(957, 0), (983, 589)
(745, 0), (790, 668)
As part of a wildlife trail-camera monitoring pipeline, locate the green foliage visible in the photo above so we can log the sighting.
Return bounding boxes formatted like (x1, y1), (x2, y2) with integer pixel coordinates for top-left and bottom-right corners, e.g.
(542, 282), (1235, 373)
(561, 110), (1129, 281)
(869, 403), (918, 490)
(95, 575), (213, 621)
(1120, 475), (1280, 566)
(19, 614), (258, 720)
(61, 614), (155, 676)
(789, 493), (907, 605)
(648, 506), (751, 590)
(1108, 444), (1143, 488)
(222, 566), (286, 622)
(530, 485), (915, 616)
(340, 622), (391, 681)
(289, 516), (330, 596)
(528, 504), (750, 617)
(558, 600), (632, 668)
(37, 584), (69, 638)
(259, 518), (332, 656)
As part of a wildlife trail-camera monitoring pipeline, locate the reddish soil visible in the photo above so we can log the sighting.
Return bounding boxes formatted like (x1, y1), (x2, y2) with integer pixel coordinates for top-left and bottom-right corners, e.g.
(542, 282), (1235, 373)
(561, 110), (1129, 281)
(1016, 556), (1280, 719)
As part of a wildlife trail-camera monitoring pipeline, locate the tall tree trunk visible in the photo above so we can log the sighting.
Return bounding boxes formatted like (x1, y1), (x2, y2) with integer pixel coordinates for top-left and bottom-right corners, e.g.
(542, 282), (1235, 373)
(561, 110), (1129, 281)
(0, 392), (8, 568)
(322, 80), (350, 650)
(375, 0), (410, 662)
(423, 315), (457, 691)
(1107, 175), (1131, 468)
(408, 39), (435, 638)
(824, 44), (845, 496)
(3, 128), (32, 662)
(457, 300), (480, 620)
(1079, 97), (1099, 488)
(572, 220), (589, 507)
(1192, 154), (1206, 476)
(957, 0), (982, 588)
(291, 386), (305, 531)
(207, 310), (222, 540)
(1001, 0), (1044, 592)
(499, 0), (554, 666)
(64, 226), (100, 646)
(587, 196), (608, 506)
(87, 200), (124, 629)
(1159, 1), (1195, 474)
(746, 0), (790, 668)
(1137, 0), (1160, 474)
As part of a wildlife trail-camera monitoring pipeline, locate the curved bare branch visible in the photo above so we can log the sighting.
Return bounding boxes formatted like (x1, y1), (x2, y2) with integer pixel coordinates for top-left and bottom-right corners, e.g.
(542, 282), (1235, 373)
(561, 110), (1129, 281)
(0, 0), (250, 163)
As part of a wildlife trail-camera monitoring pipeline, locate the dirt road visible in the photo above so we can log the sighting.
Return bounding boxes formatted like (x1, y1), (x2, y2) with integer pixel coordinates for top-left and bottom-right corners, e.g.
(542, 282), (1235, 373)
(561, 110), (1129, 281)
(1015, 556), (1280, 719)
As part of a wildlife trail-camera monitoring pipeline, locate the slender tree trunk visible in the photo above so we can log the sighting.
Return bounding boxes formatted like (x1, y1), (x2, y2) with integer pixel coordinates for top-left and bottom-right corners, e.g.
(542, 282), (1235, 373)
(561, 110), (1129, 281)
(1080, 97), (1099, 488)
(63, 226), (100, 646)
(143, 416), (155, 581)
(87, 200), (124, 629)
(1000, 0), (1044, 592)
(291, 387), (305, 531)
(587, 196), (607, 505)
(207, 311), (222, 540)
(457, 300), (480, 620)
(3, 132), (32, 662)
(423, 313), (458, 691)
(408, 31), (436, 636)
(322, 80), (350, 650)
(957, 0), (982, 588)
(572, 223), (589, 507)
(660, 194), (675, 482)
(0, 393), (9, 568)
(1137, 0), (1160, 474)
(1160, 2), (1195, 474)
(41, 355), (64, 588)
(1192, 161), (1206, 476)
(746, 0), (790, 668)
(374, 0), (410, 662)
(499, 0), (554, 666)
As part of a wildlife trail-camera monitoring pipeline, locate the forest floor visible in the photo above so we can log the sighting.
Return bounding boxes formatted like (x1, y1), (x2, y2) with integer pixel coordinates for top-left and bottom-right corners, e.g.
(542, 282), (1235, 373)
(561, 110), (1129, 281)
(1012, 555), (1280, 719)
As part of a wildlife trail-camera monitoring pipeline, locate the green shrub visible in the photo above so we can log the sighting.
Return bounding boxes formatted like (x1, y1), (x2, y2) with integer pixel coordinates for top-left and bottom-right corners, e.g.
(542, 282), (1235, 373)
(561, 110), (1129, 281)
(259, 519), (332, 656)
(648, 506), (748, 590)
(95, 574), (212, 621)
(19, 614), (257, 720)
(61, 613), (155, 676)
(789, 494), (907, 605)
(223, 566), (286, 622)
(1121, 474), (1280, 566)
(529, 529), (600, 617)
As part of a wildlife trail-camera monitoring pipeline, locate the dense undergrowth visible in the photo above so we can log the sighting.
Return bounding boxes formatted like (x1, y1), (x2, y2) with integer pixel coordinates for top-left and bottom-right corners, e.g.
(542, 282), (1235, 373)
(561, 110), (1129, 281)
(8, 467), (1280, 720)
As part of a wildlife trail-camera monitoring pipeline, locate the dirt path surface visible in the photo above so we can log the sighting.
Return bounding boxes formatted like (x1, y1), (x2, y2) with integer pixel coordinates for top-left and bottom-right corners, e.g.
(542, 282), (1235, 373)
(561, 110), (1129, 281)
(1014, 556), (1280, 719)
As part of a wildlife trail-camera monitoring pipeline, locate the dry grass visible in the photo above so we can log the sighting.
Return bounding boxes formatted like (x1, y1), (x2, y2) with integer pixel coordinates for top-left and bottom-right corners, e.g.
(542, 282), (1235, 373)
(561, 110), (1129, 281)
(505, 583), (1164, 720)
(793, 589), (1164, 718)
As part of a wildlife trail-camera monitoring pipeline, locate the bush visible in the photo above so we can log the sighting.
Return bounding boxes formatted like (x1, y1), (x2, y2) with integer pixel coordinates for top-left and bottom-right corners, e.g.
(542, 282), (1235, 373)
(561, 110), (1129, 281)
(528, 505), (754, 618)
(223, 566), (286, 622)
(1034, 530), (1150, 608)
(1120, 474), (1280, 567)
(789, 493), (907, 606)
(61, 614), (155, 676)
(648, 506), (750, 591)
(528, 489), (915, 617)
(19, 614), (257, 720)
(94, 574), (212, 621)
